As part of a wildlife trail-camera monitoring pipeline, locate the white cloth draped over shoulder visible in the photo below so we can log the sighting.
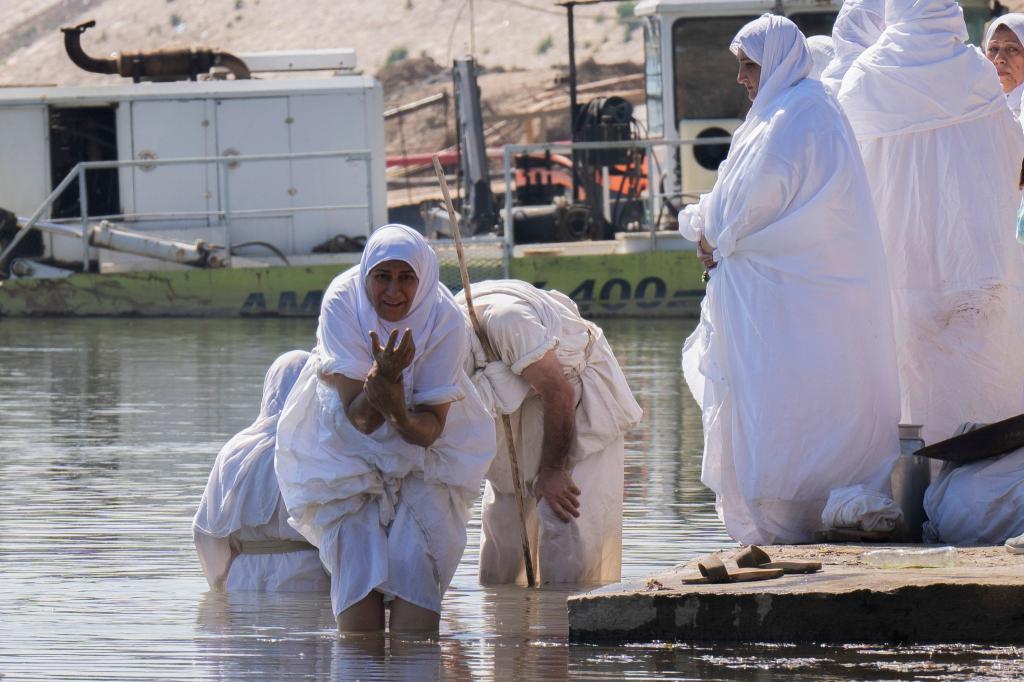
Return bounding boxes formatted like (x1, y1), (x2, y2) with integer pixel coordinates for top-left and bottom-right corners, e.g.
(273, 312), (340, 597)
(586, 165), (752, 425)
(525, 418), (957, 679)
(456, 281), (642, 584)
(839, 0), (1024, 444)
(275, 224), (495, 616)
(821, 0), (885, 96)
(678, 14), (902, 545)
(985, 13), (1024, 119)
(193, 350), (329, 592)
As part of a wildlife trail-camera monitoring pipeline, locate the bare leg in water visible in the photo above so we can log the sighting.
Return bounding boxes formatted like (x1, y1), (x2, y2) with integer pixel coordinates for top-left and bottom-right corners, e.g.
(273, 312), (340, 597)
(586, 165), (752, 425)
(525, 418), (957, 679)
(389, 599), (439, 633)
(337, 592), (439, 633)
(337, 592), (384, 632)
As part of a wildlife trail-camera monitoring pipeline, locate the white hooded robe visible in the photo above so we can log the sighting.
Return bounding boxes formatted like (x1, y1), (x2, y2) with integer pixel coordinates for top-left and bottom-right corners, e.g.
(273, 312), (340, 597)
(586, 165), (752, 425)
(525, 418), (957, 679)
(193, 350), (329, 592)
(275, 225), (495, 617)
(839, 0), (1024, 445)
(679, 14), (902, 545)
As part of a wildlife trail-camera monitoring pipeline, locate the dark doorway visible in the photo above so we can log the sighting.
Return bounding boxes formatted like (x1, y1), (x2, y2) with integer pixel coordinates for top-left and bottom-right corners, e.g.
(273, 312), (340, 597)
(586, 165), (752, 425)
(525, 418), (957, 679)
(49, 106), (121, 220)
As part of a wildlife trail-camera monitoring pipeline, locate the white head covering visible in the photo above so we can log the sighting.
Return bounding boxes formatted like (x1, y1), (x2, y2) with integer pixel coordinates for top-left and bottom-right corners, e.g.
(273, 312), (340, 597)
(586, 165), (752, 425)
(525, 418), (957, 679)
(687, 12), (870, 261)
(730, 14), (812, 126)
(839, 0), (1006, 139)
(984, 13), (1024, 116)
(984, 12), (1024, 46)
(806, 35), (837, 79)
(820, 0), (885, 94)
(356, 223), (441, 342)
(193, 350), (310, 537)
(316, 223), (464, 406)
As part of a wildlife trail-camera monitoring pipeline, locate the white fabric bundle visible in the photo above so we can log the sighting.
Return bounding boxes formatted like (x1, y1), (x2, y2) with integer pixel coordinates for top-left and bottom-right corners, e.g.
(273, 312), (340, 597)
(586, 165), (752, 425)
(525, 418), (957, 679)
(678, 14), (902, 545)
(820, 0), (885, 96)
(193, 350), (328, 592)
(275, 224), (495, 616)
(806, 35), (836, 80)
(822, 484), (903, 532)
(839, 0), (1024, 444)
(985, 14), (1024, 118)
(923, 446), (1024, 545)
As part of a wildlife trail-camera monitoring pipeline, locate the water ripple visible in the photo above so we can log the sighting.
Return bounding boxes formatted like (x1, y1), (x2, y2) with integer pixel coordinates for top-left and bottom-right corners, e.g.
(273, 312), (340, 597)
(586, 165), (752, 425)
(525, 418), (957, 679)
(1, 318), (1020, 680)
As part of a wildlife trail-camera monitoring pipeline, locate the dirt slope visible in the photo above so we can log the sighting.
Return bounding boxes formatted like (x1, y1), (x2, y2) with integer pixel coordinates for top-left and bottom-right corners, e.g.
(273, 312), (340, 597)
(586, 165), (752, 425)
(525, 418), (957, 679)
(0, 0), (644, 87)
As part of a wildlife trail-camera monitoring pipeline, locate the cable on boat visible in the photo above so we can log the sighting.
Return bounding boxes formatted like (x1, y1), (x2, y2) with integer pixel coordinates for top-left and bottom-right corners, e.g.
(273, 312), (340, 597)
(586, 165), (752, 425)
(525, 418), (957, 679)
(230, 241), (290, 265)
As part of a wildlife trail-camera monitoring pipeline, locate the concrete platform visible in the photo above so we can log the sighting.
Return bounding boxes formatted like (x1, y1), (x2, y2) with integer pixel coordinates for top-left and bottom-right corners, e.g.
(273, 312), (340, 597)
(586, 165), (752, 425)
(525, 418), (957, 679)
(568, 545), (1024, 644)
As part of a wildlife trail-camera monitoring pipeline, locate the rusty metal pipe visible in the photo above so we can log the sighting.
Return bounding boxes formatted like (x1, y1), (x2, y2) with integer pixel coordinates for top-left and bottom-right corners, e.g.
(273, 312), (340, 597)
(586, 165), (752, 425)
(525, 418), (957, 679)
(61, 20), (118, 75)
(212, 52), (251, 80)
(61, 20), (251, 82)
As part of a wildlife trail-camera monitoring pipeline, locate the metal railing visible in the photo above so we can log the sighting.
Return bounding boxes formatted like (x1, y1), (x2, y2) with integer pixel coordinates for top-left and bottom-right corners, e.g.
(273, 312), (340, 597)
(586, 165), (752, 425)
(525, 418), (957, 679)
(499, 137), (731, 254)
(3, 138), (731, 277)
(0, 149), (375, 271)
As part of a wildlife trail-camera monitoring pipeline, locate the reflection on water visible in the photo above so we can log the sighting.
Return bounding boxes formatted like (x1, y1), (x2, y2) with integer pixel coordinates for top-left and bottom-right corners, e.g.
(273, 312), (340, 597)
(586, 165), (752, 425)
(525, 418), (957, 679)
(1, 318), (1021, 680)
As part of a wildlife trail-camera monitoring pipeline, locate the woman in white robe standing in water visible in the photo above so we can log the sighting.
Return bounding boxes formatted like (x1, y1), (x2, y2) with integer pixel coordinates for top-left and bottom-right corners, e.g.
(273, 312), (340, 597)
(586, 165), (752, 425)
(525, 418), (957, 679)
(838, 0), (1024, 445)
(679, 14), (902, 545)
(193, 350), (329, 592)
(275, 224), (495, 632)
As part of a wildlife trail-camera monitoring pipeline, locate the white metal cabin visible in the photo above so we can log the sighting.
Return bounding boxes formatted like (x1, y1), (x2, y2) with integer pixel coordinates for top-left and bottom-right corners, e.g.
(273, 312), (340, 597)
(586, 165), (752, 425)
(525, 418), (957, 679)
(635, 0), (994, 200)
(0, 52), (386, 271)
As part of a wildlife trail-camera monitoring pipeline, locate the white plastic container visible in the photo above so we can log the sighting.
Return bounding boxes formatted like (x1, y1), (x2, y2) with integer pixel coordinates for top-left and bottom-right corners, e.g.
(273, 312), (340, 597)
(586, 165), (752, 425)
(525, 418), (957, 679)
(862, 546), (958, 569)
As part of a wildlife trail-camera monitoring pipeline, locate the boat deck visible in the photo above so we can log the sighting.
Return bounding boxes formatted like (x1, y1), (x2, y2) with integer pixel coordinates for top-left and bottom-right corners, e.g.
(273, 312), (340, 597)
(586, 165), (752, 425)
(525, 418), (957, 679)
(568, 544), (1024, 644)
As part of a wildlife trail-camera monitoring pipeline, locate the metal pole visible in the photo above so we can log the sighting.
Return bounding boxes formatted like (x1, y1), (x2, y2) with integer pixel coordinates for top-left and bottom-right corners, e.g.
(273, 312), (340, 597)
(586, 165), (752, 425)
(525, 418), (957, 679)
(434, 155), (537, 588)
(221, 160), (232, 227)
(649, 160), (658, 249)
(0, 164), (83, 267)
(502, 145), (514, 278)
(365, 156), (374, 231)
(566, 2), (580, 202)
(78, 170), (90, 272)
(469, 0), (476, 58)
(601, 166), (610, 222)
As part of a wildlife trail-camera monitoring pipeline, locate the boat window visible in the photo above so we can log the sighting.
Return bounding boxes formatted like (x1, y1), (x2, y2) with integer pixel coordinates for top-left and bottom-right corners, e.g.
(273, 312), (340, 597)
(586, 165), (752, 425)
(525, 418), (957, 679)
(672, 16), (757, 124)
(643, 17), (664, 138)
(49, 106), (121, 220)
(786, 11), (837, 39)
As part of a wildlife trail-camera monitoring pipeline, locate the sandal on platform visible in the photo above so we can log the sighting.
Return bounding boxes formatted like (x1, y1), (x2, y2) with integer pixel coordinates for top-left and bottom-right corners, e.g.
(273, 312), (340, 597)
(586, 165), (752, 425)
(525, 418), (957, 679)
(734, 545), (822, 574)
(682, 554), (784, 584)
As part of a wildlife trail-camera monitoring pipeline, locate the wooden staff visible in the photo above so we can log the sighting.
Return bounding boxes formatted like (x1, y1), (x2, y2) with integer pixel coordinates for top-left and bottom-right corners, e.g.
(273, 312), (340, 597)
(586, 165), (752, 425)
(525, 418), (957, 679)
(432, 155), (537, 588)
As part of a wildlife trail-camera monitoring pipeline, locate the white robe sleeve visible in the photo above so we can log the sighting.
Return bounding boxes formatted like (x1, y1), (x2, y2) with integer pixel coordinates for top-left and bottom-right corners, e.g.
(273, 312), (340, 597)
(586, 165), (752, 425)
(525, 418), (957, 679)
(710, 150), (799, 259)
(677, 194), (708, 242)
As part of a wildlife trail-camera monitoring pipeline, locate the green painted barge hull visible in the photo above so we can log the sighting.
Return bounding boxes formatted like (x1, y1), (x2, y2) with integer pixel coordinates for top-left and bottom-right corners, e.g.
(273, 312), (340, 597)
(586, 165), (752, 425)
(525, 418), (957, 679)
(0, 250), (706, 318)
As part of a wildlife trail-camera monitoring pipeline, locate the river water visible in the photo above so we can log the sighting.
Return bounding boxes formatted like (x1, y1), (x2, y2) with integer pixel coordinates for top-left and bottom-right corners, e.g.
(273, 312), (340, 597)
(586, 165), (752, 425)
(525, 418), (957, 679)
(0, 317), (1020, 680)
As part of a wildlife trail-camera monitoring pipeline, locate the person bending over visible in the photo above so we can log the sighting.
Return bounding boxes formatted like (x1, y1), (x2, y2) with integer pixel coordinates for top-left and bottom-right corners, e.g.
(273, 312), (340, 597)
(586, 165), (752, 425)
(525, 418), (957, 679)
(456, 280), (642, 585)
(193, 350), (329, 592)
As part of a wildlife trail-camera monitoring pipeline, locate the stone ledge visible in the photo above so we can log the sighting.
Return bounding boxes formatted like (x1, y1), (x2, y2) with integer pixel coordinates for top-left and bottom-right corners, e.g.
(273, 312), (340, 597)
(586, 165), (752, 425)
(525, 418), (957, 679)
(568, 545), (1024, 644)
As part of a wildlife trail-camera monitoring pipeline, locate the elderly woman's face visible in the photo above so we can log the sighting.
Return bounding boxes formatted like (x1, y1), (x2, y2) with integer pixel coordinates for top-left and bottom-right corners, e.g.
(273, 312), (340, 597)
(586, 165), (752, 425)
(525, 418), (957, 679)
(987, 25), (1024, 94)
(736, 49), (762, 101)
(367, 259), (419, 322)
